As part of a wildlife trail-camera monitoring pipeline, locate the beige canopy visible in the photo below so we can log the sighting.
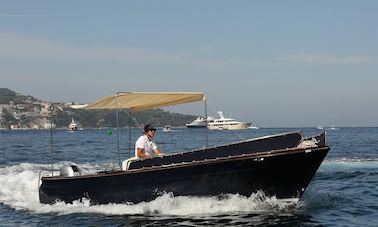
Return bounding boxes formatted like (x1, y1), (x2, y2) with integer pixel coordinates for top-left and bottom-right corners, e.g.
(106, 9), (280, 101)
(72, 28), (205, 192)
(80, 92), (205, 112)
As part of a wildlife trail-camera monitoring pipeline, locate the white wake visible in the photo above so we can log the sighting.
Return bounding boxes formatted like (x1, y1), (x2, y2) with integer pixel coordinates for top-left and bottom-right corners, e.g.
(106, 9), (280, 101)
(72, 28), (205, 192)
(0, 163), (299, 216)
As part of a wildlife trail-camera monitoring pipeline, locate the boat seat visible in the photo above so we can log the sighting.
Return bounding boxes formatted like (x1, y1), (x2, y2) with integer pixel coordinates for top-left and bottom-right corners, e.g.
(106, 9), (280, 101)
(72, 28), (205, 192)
(122, 157), (139, 171)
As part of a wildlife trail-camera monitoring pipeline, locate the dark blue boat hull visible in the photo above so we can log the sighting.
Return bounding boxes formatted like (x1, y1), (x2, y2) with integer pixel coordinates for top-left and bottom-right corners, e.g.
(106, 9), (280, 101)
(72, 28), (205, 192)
(39, 132), (329, 204)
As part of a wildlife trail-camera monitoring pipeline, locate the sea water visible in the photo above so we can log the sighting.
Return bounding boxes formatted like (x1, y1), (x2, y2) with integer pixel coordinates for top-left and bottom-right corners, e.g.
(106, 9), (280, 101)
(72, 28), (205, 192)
(0, 128), (377, 226)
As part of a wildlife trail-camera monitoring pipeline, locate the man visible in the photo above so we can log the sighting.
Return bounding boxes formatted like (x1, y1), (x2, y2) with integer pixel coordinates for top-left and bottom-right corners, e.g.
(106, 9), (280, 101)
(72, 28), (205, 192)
(135, 124), (162, 159)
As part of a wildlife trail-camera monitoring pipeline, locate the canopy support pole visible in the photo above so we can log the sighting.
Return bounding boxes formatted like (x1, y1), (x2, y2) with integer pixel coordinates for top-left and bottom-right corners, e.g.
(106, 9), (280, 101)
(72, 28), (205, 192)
(128, 112), (131, 158)
(115, 94), (121, 169)
(49, 106), (54, 176)
(204, 99), (208, 148)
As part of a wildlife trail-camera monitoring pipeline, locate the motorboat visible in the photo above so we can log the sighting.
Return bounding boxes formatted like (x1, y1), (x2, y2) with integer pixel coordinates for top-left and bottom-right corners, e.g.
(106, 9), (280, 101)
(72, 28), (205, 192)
(162, 125), (172, 132)
(248, 125), (259, 129)
(207, 111), (251, 130)
(186, 116), (213, 128)
(39, 92), (330, 205)
(68, 118), (78, 131)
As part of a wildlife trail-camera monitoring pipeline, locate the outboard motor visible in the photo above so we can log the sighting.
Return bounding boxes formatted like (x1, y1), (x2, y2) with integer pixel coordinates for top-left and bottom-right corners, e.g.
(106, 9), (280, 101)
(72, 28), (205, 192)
(60, 165), (81, 177)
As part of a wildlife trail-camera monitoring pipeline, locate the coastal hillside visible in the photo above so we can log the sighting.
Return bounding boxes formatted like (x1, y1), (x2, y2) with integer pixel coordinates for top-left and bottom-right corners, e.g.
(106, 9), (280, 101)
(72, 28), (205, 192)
(0, 88), (197, 129)
(0, 88), (39, 104)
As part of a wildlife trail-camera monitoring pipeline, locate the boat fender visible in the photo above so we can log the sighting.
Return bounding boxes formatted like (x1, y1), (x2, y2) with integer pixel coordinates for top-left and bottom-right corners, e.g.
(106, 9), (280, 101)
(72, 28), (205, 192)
(60, 165), (81, 177)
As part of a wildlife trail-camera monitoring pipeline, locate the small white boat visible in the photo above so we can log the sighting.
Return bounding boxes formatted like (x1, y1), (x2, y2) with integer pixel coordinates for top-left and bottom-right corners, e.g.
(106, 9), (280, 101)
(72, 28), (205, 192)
(317, 126), (324, 130)
(248, 125), (259, 130)
(207, 111), (251, 130)
(162, 125), (172, 132)
(68, 118), (78, 131)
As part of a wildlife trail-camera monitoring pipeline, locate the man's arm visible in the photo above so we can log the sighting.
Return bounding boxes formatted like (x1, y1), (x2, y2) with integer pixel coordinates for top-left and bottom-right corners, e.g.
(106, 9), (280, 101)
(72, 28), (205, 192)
(137, 148), (149, 159)
(151, 142), (161, 155)
(153, 149), (161, 155)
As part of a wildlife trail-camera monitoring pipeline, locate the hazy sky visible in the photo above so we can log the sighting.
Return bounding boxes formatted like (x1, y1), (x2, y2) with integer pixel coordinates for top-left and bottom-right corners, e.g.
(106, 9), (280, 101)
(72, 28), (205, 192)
(1, 1), (377, 127)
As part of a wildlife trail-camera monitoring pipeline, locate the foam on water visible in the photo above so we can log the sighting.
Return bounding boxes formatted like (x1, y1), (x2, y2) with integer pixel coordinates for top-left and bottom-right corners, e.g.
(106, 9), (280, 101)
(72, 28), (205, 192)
(321, 160), (378, 171)
(0, 163), (297, 216)
(3, 160), (374, 217)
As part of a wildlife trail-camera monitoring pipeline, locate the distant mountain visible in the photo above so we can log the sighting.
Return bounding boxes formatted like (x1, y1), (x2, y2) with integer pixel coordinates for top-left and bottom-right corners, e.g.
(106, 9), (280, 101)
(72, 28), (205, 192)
(0, 88), (198, 129)
(60, 108), (196, 128)
(0, 88), (40, 104)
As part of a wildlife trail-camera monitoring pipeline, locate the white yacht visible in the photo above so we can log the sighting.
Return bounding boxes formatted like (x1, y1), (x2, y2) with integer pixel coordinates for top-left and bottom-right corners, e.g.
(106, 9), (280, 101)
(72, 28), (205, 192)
(207, 111), (251, 130)
(186, 116), (214, 128)
(68, 118), (78, 131)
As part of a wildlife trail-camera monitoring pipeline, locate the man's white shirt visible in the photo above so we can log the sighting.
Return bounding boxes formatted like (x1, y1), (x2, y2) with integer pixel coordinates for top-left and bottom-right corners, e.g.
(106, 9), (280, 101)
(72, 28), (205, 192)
(135, 135), (158, 159)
